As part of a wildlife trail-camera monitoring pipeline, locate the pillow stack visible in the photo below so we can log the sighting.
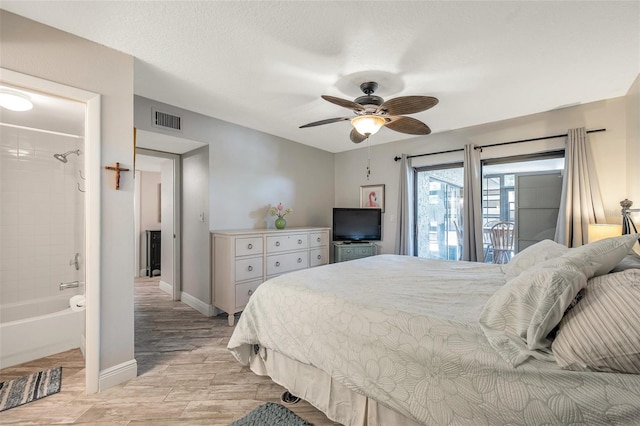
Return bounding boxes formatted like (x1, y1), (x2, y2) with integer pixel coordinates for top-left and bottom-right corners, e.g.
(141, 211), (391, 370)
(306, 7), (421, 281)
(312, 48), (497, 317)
(480, 233), (640, 369)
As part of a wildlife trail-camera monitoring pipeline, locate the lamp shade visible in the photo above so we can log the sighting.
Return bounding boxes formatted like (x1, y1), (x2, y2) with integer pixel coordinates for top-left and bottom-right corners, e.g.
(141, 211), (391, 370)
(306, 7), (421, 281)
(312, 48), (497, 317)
(351, 115), (385, 136)
(587, 224), (622, 243)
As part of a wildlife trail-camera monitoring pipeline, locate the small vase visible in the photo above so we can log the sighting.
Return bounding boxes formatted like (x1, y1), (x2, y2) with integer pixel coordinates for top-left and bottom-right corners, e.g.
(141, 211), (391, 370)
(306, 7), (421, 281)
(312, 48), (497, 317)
(275, 217), (286, 230)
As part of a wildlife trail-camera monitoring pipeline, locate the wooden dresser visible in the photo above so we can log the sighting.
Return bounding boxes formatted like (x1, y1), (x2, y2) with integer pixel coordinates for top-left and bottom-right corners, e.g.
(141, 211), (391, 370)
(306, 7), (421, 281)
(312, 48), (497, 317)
(211, 227), (330, 325)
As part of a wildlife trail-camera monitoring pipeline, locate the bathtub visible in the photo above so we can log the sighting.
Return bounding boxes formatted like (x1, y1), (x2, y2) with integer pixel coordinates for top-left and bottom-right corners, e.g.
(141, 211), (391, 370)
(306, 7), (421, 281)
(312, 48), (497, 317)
(0, 294), (85, 369)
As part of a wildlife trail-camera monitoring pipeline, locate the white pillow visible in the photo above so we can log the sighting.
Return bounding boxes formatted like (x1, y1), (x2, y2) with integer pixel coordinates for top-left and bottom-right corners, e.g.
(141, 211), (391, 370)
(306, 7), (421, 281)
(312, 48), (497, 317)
(501, 239), (569, 281)
(552, 269), (640, 374)
(480, 256), (598, 367)
(564, 233), (640, 277)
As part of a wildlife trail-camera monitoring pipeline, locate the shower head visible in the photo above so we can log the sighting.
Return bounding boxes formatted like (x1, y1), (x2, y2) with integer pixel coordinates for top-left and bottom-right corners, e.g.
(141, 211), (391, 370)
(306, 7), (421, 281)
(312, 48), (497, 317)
(53, 149), (80, 163)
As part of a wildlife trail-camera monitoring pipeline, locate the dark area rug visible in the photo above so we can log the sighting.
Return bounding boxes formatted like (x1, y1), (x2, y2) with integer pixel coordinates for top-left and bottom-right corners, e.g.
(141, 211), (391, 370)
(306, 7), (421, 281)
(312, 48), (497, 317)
(230, 401), (312, 426)
(0, 366), (62, 412)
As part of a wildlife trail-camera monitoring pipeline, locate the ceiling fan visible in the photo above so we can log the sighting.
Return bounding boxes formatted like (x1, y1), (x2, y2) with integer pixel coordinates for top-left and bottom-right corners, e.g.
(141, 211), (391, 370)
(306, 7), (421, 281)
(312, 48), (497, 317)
(300, 81), (438, 143)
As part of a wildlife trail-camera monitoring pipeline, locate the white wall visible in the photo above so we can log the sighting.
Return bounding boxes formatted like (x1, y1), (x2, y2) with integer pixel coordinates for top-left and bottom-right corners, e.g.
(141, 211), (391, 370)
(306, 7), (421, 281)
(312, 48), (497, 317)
(1, 11), (136, 382)
(181, 146), (210, 304)
(0, 127), (84, 304)
(336, 95), (636, 254)
(139, 171), (161, 274)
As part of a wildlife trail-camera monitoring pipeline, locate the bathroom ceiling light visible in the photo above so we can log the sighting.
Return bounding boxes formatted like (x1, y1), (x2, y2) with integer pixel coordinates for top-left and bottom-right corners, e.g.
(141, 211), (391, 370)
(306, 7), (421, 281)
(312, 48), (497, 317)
(0, 90), (33, 112)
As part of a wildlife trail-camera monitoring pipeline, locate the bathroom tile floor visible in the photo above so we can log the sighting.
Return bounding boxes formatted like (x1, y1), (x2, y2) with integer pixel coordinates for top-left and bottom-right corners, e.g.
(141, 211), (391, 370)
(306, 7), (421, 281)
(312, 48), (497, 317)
(0, 277), (338, 425)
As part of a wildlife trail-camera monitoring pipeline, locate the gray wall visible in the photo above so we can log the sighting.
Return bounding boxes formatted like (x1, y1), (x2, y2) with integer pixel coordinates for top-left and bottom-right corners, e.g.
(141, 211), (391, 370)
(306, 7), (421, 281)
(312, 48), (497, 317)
(181, 146), (211, 304)
(626, 74), (640, 205)
(1, 11), (136, 376)
(134, 96), (335, 309)
(160, 159), (175, 290)
(134, 96), (335, 230)
(336, 94), (637, 254)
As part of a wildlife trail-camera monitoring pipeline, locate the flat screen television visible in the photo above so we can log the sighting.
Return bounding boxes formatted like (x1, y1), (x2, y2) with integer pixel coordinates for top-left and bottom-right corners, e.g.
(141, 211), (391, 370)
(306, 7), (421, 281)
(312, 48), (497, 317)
(332, 208), (382, 242)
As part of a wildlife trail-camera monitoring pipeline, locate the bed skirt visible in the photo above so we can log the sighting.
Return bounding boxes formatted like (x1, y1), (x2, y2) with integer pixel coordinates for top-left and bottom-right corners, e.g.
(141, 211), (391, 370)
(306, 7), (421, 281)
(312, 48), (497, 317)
(249, 346), (421, 426)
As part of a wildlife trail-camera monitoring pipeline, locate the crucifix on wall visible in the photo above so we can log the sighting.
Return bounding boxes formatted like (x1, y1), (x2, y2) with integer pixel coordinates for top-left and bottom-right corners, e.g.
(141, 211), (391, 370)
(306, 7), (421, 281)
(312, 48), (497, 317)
(104, 162), (130, 190)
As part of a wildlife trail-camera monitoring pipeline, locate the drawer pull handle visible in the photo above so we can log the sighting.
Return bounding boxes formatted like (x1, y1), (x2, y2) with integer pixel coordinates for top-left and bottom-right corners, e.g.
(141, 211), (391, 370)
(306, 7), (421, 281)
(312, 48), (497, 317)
(317, 254), (321, 259)
(247, 265), (253, 271)
(297, 257), (302, 263)
(316, 237), (321, 242)
(298, 239), (303, 244)
(247, 243), (253, 249)
(275, 261), (281, 267)
(248, 289), (253, 296)
(275, 241), (280, 247)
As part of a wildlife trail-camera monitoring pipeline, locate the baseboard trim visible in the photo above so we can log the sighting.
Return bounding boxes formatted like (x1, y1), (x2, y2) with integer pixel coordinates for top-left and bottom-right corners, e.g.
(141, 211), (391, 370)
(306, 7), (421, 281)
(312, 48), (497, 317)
(158, 280), (172, 295)
(99, 359), (137, 391)
(180, 291), (214, 317)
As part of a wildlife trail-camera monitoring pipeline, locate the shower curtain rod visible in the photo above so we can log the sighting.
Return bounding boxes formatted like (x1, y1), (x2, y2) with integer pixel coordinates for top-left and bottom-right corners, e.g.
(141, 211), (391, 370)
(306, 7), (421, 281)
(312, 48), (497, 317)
(393, 128), (607, 162)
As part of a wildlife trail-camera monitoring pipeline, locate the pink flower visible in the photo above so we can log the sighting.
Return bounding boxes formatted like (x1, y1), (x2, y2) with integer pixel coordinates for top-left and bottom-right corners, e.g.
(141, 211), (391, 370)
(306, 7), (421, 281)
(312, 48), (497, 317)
(277, 203), (283, 211)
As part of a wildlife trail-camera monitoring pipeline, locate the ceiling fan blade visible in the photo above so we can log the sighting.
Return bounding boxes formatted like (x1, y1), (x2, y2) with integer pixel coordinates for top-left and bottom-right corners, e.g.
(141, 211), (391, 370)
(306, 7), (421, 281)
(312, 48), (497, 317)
(384, 116), (431, 135)
(350, 128), (368, 144)
(376, 96), (438, 115)
(322, 95), (366, 112)
(299, 117), (351, 128)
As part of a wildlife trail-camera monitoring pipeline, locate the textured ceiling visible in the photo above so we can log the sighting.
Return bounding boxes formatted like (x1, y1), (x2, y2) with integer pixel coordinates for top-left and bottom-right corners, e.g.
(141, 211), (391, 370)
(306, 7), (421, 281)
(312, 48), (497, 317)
(2, 1), (639, 153)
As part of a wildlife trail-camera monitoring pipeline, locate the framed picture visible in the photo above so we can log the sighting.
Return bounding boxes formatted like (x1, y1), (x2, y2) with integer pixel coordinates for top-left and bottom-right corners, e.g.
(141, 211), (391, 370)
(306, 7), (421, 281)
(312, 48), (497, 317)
(360, 184), (385, 212)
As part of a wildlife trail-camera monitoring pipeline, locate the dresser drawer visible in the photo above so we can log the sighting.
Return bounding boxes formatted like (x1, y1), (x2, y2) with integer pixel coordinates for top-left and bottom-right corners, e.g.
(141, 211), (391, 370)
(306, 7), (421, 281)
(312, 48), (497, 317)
(309, 247), (329, 267)
(309, 231), (329, 248)
(235, 237), (263, 257)
(266, 251), (309, 276)
(235, 257), (263, 281)
(266, 234), (308, 253)
(235, 280), (261, 308)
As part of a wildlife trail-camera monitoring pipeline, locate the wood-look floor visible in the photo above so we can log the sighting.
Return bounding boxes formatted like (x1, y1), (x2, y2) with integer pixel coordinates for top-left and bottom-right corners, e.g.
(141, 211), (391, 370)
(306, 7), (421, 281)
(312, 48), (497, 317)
(0, 277), (338, 425)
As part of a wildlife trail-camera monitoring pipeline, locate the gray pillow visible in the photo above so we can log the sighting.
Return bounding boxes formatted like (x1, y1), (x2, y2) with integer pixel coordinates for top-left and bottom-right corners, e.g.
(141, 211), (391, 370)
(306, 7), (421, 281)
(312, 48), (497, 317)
(480, 256), (598, 367)
(552, 269), (640, 374)
(611, 252), (640, 272)
(501, 239), (569, 281)
(564, 233), (640, 277)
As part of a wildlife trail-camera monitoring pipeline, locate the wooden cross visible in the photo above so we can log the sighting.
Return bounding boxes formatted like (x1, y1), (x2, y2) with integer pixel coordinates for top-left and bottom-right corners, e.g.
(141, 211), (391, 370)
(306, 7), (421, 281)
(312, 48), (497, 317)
(104, 162), (130, 190)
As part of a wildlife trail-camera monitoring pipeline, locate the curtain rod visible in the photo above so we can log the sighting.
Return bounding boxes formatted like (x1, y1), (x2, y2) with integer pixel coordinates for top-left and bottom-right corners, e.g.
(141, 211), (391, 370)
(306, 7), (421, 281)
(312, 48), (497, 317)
(393, 128), (607, 162)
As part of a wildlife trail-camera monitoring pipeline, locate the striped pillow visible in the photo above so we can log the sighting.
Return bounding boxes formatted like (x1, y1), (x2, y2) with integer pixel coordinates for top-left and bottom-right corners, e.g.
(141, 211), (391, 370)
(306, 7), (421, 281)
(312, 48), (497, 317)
(552, 269), (640, 374)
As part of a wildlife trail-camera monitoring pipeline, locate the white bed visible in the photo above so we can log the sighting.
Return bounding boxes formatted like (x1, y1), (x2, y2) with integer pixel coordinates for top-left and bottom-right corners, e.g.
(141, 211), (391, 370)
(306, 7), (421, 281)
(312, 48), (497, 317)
(228, 243), (640, 425)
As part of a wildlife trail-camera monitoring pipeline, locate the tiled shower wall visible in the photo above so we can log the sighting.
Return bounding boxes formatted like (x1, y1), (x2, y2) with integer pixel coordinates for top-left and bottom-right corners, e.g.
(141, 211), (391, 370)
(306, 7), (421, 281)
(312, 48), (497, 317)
(0, 126), (84, 305)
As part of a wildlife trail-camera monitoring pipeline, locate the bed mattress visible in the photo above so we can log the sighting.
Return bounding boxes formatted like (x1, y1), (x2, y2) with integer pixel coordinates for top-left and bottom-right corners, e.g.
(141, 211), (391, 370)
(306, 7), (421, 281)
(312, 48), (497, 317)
(228, 255), (640, 425)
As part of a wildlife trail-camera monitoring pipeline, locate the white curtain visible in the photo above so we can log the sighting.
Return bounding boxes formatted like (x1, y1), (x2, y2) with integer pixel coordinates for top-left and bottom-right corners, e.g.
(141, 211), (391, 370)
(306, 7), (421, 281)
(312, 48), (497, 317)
(555, 127), (606, 247)
(463, 144), (484, 261)
(395, 154), (415, 255)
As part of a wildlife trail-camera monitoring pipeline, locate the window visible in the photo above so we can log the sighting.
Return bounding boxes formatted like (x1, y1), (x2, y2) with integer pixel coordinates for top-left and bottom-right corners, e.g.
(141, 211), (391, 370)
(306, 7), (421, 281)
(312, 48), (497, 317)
(415, 165), (464, 260)
(413, 152), (565, 263)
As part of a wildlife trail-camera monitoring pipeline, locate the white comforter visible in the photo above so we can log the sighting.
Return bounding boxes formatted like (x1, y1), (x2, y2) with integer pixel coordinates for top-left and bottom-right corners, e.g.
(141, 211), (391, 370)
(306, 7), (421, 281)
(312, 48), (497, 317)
(228, 255), (640, 425)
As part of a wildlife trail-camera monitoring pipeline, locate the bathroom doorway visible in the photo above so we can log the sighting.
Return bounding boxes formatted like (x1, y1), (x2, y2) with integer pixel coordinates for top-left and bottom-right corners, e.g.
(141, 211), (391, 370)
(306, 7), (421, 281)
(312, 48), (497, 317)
(0, 68), (101, 393)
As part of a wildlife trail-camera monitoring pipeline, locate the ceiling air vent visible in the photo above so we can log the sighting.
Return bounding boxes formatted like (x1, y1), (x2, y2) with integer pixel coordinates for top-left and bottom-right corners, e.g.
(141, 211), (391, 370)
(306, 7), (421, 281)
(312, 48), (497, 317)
(152, 109), (182, 132)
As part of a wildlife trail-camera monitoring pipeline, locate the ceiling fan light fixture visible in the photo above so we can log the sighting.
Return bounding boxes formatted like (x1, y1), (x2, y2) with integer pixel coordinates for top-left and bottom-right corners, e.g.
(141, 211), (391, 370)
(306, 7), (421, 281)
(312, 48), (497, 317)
(351, 115), (385, 136)
(0, 90), (33, 112)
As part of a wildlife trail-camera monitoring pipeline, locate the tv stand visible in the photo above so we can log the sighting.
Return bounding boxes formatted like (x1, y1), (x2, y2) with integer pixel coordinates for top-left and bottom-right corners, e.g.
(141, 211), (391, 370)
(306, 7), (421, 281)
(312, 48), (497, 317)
(333, 241), (376, 263)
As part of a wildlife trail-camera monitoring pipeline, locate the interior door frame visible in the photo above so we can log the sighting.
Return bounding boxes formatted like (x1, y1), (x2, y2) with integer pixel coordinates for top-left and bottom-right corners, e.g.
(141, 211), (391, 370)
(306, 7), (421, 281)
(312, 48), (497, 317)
(135, 147), (182, 301)
(1, 68), (102, 394)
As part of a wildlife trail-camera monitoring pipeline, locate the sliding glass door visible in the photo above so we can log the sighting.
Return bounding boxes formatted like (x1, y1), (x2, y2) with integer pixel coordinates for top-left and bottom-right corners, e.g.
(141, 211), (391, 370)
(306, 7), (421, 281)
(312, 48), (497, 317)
(481, 154), (564, 261)
(415, 165), (464, 260)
